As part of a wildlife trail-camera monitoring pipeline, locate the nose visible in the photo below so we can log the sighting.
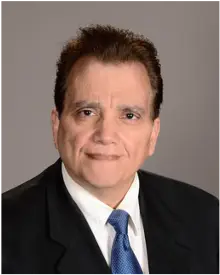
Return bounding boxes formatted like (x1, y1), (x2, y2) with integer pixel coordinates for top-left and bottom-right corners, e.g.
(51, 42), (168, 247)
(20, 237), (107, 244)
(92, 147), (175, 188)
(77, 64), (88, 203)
(92, 116), (119, 145)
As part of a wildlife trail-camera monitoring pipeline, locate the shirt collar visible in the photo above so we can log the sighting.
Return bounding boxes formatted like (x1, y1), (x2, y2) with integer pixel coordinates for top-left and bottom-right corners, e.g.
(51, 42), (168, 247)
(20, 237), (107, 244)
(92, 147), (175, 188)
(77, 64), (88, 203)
(62, 163), (140, 234)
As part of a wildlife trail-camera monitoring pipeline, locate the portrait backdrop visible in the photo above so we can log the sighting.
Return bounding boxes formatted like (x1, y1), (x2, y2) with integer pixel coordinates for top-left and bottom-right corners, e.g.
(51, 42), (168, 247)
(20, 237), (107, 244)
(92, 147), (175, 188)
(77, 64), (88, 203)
(2, 1), (219, 197)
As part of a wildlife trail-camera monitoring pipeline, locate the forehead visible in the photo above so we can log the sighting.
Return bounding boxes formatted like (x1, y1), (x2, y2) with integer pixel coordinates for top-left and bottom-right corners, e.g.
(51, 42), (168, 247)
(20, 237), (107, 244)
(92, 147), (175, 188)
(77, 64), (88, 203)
(66, 58), (152, 107)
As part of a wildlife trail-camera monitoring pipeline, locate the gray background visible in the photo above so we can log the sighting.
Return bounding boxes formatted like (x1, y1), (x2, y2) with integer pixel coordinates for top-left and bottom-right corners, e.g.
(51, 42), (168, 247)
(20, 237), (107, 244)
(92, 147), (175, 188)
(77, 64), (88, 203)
(2, 2), (219, 197)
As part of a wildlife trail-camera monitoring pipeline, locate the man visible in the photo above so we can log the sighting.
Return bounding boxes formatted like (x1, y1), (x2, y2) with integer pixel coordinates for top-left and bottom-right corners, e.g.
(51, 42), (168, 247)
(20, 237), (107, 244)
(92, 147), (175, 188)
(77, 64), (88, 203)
(2, 24), (219, 274)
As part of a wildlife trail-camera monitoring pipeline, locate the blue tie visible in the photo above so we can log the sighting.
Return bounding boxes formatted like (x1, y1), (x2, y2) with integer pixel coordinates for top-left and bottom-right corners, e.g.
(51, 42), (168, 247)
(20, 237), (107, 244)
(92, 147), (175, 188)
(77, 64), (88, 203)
(107, 209), (143, 274)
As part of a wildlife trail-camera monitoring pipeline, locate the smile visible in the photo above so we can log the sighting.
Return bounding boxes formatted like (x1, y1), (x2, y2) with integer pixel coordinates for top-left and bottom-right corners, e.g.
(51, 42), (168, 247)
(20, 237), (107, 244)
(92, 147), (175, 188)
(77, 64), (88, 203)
(86, 153), (120, 161)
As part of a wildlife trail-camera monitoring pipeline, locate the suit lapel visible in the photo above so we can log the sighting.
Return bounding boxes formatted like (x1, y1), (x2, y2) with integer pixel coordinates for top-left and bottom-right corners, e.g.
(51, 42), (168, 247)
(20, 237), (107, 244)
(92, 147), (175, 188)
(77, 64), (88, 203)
(138, 170), (191, 274)
(45, 160), (111, 274)
(44, 160), (191, 274)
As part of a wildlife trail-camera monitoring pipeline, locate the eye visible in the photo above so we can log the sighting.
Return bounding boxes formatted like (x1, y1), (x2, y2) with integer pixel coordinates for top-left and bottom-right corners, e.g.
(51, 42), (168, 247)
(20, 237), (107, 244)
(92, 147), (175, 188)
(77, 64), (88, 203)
(77, 109), (95, 117)
(124, 112), (139, 120)
(126, 113), (135, 119)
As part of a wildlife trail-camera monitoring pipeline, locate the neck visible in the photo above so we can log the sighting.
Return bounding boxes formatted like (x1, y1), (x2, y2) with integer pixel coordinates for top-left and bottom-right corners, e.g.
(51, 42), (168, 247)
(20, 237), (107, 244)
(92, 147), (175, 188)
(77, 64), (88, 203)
(66, 168), (134, 208)
(87, 183), (133, 208)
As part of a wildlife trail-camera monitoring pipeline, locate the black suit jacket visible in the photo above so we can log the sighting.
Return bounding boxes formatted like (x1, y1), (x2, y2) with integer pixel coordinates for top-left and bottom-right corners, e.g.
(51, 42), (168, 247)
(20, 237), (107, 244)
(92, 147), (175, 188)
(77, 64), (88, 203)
(2, 159), (219, 274)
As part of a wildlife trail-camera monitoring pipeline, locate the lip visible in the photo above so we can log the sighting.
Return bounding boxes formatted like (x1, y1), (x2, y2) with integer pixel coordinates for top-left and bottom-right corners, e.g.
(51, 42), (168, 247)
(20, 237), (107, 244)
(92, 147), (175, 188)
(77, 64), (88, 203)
(86, 153), (120, 161)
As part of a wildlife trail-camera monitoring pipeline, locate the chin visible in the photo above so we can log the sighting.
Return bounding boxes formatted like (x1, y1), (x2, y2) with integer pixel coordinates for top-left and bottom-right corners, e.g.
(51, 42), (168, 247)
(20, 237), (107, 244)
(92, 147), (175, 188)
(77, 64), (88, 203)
(81, 167), (122, 189)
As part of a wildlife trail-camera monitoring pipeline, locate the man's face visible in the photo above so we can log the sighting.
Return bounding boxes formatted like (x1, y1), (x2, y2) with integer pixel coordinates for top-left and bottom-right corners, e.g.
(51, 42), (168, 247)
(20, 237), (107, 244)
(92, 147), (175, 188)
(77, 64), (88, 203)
(51, 59), (160, 191)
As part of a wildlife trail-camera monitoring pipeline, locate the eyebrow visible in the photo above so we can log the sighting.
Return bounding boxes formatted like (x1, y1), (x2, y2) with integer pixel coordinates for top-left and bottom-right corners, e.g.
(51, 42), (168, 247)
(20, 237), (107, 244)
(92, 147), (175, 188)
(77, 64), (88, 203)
(72, 100), (101, 109)
(70, 100), (146, 114)
(117, 104), (146, 115)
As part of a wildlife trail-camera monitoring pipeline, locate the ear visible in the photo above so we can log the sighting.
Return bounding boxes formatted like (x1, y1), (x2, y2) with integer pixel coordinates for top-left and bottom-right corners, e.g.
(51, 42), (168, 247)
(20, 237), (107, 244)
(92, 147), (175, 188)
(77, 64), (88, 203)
(148, 117), (160, 156)
(51, 109), (60, 149)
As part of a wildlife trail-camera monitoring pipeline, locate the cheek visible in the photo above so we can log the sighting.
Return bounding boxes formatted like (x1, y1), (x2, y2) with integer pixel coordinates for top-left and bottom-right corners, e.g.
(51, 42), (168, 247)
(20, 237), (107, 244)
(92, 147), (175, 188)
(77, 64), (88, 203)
(123, 130), (152, 159)
(58, 125), (92, 155)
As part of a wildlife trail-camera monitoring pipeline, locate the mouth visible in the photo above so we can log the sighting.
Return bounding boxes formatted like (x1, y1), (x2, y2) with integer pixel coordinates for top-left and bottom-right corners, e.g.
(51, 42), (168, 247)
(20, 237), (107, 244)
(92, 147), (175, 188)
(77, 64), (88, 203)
(86, 153), (120, 161)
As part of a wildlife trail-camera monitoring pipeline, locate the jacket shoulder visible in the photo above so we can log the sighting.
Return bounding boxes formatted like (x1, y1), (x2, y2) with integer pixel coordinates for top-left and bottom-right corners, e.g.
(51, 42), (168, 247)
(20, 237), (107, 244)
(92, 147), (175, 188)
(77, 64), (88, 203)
(138, 169), (219, 215)
(2, 160), (60, 202)
(3, 169), (45, 202)
(2, 160), (62, 273)
(2, 160), (61, 221)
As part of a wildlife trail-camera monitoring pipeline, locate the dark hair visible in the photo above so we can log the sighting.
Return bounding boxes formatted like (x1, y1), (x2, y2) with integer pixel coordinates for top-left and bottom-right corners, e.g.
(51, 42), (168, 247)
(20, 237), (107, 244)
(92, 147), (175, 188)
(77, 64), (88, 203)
(54, 24), (163, 120)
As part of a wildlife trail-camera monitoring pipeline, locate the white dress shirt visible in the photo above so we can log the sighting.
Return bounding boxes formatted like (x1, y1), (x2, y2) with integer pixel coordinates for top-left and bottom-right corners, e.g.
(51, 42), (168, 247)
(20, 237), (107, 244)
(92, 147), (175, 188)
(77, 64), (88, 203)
(62, 163), (149, 273)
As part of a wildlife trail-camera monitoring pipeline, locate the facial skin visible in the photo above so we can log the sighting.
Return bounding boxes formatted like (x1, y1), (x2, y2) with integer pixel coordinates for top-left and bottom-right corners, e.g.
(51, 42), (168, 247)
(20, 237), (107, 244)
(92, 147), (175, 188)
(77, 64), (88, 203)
(51, 58), (160, 207)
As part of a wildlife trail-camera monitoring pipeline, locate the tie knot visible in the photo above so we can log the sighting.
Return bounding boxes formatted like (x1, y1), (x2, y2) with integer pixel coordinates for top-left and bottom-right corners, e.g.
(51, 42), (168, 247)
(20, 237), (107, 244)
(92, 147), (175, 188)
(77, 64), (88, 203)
(107, 209), (129, 234)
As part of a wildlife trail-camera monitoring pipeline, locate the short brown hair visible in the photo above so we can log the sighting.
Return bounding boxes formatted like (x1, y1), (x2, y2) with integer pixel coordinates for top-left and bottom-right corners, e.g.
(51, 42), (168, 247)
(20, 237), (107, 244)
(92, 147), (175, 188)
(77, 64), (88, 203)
(54, 24), (163, 120)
